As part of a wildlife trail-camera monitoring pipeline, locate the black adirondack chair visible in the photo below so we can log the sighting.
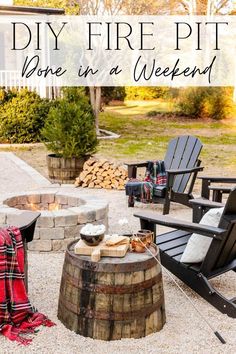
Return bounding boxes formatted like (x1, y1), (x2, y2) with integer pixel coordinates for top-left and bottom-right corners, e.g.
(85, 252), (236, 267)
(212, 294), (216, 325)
(7, 211), (40, 290)
(190, 198), (224, 223)
(126, 135), (203, 214)
(134, 188), (236, 317)
(189, 175), (236, 222)
(199, 176), (236, 202)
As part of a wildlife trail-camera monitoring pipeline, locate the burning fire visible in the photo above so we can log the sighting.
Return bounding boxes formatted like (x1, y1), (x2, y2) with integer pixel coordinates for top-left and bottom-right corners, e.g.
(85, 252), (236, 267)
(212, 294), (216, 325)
(29, 203), (39, 211)
(28, 203), (61, 211)
(48, 203), (60, 211)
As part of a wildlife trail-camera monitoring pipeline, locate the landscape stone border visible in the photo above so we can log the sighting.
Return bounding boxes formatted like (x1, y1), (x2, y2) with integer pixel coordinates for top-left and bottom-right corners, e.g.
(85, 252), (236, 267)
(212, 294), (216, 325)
(0, 189), (108, 252)
(98, 129), (120, 139)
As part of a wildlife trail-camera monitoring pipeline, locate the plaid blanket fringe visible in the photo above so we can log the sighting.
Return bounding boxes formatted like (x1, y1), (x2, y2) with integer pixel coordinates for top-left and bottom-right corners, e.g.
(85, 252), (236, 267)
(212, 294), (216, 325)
(0, 227), (55, 345)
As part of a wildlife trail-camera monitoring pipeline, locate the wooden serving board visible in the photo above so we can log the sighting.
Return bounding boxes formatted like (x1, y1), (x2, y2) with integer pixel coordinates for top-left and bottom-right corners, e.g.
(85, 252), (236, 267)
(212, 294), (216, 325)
(74, 236), (130, 262)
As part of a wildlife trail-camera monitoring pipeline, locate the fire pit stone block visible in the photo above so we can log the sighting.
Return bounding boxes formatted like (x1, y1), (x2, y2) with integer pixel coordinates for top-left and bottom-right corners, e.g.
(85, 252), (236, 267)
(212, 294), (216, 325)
(37, 212), (55, 228)
(28, 239), (52, 252)
(53, 210), (78, 227)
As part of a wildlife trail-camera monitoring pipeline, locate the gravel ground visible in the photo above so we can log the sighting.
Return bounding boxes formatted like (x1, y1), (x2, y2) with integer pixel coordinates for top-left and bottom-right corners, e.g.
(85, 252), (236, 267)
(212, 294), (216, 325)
(0, 188), (236, 354)
(0, 153), (235, 353)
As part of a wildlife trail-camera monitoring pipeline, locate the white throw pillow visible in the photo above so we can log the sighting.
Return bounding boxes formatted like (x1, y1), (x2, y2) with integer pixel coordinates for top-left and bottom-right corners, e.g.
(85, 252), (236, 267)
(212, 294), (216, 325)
(180, 207), (224, 263)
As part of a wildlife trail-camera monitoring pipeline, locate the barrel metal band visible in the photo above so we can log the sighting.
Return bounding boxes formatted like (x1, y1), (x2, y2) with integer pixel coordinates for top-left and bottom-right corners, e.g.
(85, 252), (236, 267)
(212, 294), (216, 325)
(61, 270), (162, 294)
(59, 295), (165, 321)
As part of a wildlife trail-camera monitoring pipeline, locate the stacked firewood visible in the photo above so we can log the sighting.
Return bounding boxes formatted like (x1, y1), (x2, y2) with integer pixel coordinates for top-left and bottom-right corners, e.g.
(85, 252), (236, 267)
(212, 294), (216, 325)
(75, 159), (128, 190)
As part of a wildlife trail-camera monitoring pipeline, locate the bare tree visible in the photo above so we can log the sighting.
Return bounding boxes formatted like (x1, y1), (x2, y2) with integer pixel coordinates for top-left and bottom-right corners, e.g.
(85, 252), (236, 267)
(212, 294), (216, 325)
(120, 0), (159, 14)
(78, 0), (160, 134)
(78, 1), (123, 134)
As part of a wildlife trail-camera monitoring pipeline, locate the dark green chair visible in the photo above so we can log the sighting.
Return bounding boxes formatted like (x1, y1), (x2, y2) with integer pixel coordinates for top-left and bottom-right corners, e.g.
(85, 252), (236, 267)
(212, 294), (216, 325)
(126, 135), (203, 214)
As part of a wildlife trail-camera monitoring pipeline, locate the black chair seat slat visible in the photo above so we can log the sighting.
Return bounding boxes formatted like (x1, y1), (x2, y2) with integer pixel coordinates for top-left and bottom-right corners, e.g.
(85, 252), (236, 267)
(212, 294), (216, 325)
(165, 244), (187, 257)
(167, 252), (193, 269)
(157, 230), (190, 245)
(159, 235), (191, 252)
(171, 254), (183, 262)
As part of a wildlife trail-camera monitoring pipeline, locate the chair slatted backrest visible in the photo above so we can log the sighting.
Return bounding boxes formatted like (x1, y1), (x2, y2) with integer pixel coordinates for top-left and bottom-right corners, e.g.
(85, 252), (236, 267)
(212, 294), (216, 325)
(201, 188), (236, 275)
(164, 136), (203, 193)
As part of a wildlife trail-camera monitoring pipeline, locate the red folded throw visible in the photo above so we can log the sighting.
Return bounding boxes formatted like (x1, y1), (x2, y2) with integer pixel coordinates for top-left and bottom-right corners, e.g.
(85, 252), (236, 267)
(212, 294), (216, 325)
(0, 226), (55, 345)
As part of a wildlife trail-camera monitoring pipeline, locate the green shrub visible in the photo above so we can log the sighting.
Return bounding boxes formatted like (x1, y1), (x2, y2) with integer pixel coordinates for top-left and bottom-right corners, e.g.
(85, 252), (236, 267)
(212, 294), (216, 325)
(177, 88), (204, 117)
(201, 88), (234, 120)
(101, 87), (126, 104)
(0, 89), (51, 143)
(177, 87), (234, 119)
(125, 87), (170, 100)
(61, 87), (88, 103)
(0, 87), (17, 105)
(41, 96), (98, 158)
(147, 110), (159, 117)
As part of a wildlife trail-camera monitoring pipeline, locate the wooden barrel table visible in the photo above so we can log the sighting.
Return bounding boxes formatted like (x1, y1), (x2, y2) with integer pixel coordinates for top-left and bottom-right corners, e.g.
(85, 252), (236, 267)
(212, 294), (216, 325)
(58, 240), (166, 341)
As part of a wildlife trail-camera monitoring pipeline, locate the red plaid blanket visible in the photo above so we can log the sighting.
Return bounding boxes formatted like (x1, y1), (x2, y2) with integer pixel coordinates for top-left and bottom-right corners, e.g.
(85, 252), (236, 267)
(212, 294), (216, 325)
(125, 160), (167, 203)
(144, 160), (167, 185)
(0, 227), (55, 345)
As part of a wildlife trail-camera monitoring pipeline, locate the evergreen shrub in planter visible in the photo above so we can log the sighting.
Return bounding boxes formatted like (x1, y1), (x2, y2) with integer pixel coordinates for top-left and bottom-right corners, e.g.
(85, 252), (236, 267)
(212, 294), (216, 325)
(41, 89), (98, 183)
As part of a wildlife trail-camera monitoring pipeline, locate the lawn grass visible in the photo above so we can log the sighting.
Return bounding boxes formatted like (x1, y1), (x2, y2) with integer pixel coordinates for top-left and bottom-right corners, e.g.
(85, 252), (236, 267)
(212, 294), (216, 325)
(1, 100), (236, 177)
(98, 101), (236, 174)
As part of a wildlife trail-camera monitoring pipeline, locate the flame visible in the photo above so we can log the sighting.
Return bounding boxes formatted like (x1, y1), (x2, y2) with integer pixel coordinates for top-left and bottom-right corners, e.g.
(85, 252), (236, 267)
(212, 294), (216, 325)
(27, 203), (61, 211)
(29, 203), (39, 211)
(48, 203), (60, 211)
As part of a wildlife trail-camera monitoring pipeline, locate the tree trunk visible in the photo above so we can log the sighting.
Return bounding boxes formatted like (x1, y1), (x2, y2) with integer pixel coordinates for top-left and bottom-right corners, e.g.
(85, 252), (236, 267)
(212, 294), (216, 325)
(89, 86), (101, 135)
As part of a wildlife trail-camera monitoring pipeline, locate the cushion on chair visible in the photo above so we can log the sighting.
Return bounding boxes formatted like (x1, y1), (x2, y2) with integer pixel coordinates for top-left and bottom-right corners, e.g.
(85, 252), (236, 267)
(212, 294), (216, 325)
(180, 207), (224, 263)
(153, 185), (167, 198)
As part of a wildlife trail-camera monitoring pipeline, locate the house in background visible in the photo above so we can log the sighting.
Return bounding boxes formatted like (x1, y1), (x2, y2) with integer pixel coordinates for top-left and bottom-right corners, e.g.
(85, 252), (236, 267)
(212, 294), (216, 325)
(0, 0), (65, 98)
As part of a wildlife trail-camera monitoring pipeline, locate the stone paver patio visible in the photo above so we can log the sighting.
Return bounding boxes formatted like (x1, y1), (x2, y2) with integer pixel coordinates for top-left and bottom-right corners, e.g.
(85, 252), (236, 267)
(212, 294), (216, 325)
(0, 152), (51, 193)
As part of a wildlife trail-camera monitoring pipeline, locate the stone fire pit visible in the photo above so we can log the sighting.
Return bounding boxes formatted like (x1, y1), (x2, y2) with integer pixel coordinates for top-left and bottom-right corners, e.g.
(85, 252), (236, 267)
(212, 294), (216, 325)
(0, 190), (108, 251)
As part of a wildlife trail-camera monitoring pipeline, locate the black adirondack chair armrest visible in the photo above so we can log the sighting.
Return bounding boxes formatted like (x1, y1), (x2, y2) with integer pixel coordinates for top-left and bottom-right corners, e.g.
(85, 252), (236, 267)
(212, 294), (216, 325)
(5, 211), (40, 243)
(166, 166), (204, 188)
(125, 161), (149, 178)
(16, 211), (41, 230)
(134, 211), (227, 240)
(166, 166), (204, 175)
(125, 161), (148, 168)
(189, 198), (224, 208)
(198, 176), (236, 183)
